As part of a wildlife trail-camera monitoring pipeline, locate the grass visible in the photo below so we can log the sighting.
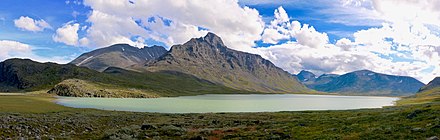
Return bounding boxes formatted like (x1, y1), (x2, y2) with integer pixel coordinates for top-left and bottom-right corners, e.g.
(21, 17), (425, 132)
(1, 59), (248, 97)
(0, 94), (74, 113)
(397, 87), (440, 106)
(0, 93), (439, 139)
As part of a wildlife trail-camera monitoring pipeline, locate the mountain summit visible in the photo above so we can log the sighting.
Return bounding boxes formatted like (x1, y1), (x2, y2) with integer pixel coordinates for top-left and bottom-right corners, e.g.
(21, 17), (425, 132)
(70, 44), (167, 72)
(297, 70), (316, 82)
(146, 32), (308, 93)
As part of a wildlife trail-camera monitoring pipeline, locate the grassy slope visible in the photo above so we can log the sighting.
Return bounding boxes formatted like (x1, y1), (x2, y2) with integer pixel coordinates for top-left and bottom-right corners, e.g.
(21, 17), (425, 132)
(0, 59), (249, 97)
(397, 87), (440, 105)
(0, 93), (74, 113)
(50, 69), (252, 97)
(0, 94), (438, 139)
(98, 68), (253, 97)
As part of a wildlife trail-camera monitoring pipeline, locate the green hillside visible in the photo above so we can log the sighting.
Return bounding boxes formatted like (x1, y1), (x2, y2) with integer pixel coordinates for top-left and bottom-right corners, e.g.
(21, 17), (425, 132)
(398, 77), (440, 105)
(0, 59), (246, 97)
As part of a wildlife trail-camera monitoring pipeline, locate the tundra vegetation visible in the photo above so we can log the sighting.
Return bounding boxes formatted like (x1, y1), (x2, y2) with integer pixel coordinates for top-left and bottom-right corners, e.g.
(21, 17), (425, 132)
(0, 90), (438, 139)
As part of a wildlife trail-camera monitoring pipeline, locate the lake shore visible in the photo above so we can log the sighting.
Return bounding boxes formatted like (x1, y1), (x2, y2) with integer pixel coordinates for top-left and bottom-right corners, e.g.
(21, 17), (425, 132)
(0, 94), (439, 139)
(0, 93), (26, 96)
(55, 94), (399, 113)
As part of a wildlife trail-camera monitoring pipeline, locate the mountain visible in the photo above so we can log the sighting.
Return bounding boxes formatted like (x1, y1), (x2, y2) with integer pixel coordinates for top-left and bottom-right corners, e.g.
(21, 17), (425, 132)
(0, 58), (99, 92)
(398, 77), (440, 105)
(313, 74), (339, 85)
(70, 44), (167, 72)
(0, 58), (242, 97)
(297, 70), (425, 96)
(296, 70), (316, 83)
(419, 77), (440, 92)
(145, 32), (309, 93)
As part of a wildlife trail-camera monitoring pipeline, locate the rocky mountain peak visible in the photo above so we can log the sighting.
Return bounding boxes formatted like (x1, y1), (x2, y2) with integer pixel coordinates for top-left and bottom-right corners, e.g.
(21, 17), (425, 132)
(146, 32), (308, 93)
(297, 70), (316, 82)
(203, 32), (225, 47)
(70, 44), (167, 72)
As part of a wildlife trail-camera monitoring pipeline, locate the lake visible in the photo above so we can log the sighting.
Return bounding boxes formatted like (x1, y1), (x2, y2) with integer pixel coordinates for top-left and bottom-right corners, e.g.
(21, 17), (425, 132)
(56, 94), (399, 113)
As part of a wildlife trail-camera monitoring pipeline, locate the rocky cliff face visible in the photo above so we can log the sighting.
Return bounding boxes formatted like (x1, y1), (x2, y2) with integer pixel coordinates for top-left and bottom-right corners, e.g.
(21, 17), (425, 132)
(146, 33), (309, 93)
(71, 44), (167, 72)
(297, 70), (425, 96)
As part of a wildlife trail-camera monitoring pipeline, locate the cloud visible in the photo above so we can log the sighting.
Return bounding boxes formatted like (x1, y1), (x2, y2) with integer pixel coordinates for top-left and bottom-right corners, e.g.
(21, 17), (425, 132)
(52, 22), (88, 46)
(13, 16), (51, 32)
(81, 10), (147, 48)
(71, 0), (438, 83)
(0, 40), (74, 64)
(0, 40), (33, 61)
(372, 0), (440, 25)
(81, 0), (264, 51)
(256, 5), (440, 83)
(261, 6), (329, 48)
(337, 0), (440, 27)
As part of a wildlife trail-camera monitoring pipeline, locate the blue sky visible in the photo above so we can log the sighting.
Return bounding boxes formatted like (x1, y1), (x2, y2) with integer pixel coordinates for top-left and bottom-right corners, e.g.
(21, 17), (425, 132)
(0, 0), (439, 83)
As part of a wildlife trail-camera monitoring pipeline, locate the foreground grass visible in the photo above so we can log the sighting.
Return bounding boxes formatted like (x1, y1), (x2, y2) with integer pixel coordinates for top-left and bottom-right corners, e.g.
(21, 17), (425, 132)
(0, 94), (439, 139)
(0, 94), (75, 113)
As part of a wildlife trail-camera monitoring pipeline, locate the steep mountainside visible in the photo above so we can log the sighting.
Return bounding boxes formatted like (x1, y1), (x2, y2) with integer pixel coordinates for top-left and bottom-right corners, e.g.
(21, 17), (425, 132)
(313, 74), (339, 85)
(0, 59), (242, 97)
(296, 70), (316, 83)
(398, 77), (440, 105)
(71, 44), (167, 72)
(419, 77), (440, 92)
(297, 70), (425, 96)
(0, 58), (99, 91)
(145, 33), (309, 93)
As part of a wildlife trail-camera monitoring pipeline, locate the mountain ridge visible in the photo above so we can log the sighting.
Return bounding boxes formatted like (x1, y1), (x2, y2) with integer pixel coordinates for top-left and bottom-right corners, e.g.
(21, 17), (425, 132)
(70, 44), (167, 72)
(419, 77), (440, 92)
(0, 58), (243, 97)
(145, 32), (309, 93)
(296, 69), (425, 96)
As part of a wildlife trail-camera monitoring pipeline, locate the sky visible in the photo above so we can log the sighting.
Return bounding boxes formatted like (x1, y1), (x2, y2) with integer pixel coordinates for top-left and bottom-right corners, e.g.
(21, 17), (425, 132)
(0, 0), (439, 83)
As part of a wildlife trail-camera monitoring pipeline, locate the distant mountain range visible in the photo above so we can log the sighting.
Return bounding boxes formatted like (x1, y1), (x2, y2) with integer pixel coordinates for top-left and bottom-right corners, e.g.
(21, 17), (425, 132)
(71, 44), (167, 72)
(296, 70), (425, 96)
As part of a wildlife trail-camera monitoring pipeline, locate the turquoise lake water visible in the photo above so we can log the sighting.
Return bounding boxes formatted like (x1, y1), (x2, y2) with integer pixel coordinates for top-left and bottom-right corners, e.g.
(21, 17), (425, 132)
(56, 94), (399, 113)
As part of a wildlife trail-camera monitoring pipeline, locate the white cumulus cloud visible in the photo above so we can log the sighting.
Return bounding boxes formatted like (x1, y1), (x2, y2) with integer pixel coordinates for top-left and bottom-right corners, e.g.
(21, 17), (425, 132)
(53, 22), (82, 46)
(81, 0), (264, 51)
(58, 0), (438, 83)
(257, 5), (439, 83)
(13, 16), (51, 32)
(261, 7), (329, 48)
(0, 40), (33, 61)
(0, 40), (74, 64)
